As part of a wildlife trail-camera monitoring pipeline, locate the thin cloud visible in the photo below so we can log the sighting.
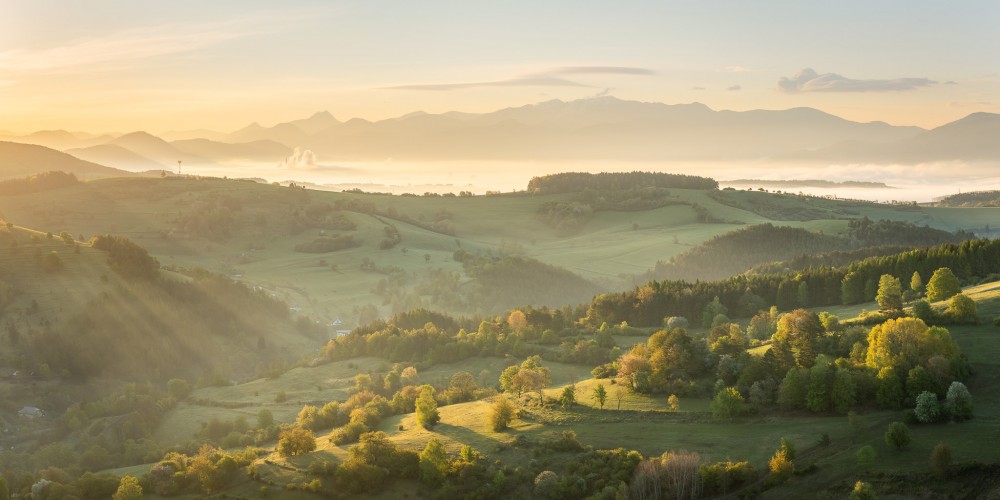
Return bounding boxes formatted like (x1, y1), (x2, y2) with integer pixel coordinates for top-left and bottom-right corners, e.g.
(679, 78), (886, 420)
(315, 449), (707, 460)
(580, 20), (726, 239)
(0, 14), (289, 76)
(777, 68), (936, 93)
(386, 65), (654, 91)
(727, 85), (742, 91)
(549, 66), (656, 76)
(720, 66), (751, 73)
(691, 86), (706, 91)
(388, 77), (589, 91)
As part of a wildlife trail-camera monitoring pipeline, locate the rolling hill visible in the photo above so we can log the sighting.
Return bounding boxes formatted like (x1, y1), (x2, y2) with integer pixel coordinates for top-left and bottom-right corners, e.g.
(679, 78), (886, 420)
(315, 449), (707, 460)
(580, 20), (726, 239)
(65, 144), (167, 172)
(0, 141), (131, 179)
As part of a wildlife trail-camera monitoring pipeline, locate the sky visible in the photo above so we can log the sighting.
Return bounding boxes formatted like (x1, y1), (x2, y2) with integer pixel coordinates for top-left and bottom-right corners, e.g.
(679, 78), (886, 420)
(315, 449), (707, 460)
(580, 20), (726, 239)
(2, 0), (998, 133)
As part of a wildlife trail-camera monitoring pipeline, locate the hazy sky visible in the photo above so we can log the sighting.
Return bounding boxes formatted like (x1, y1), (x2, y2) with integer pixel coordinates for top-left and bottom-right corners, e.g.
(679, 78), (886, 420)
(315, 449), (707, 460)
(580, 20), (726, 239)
(2, 1), (998, 133)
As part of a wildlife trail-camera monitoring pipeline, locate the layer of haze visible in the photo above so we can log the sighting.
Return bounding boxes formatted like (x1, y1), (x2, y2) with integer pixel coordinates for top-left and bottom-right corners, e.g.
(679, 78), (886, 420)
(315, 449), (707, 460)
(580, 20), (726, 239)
(2, 0), (999, 132)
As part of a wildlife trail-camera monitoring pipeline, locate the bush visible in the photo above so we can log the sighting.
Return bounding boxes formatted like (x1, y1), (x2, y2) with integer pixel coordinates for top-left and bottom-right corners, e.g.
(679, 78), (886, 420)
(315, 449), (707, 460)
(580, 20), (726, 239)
(856, 445), (876, 467)
(914, 391), (941, 423)
(884, 421), (911, 450)
(850, 481), (877, 500)
(711, 387), (745, 420)
(768, 449), (793, 485)
(946, 381), (974, 421)
(930, 442), (952, 478)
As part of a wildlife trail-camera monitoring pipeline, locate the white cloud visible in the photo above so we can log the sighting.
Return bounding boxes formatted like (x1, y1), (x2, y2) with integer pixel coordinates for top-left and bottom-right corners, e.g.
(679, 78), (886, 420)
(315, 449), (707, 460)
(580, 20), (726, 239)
(0, 13), (291, 78)
(777, 68), (936, 93)
(386, 66), (654, 91)
(280, 148), (317, 169)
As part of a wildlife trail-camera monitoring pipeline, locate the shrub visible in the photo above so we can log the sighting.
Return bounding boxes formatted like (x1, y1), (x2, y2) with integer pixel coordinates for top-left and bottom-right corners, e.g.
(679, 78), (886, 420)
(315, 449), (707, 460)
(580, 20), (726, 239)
(884, 421), (911, 450)
(850, 481), (877, 500)
(946, 381), (974, 421)
(930, 442), (952, 478)
(856, 445), (876, 467)
(914, 391), (941, 423)
(768, 449), (793, 484)
(711, 387), (745, 420)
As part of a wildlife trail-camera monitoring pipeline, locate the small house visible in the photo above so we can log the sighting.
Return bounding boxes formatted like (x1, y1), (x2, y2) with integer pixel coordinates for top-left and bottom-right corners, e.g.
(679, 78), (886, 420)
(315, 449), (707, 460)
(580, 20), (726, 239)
(18, 406), (44, 419)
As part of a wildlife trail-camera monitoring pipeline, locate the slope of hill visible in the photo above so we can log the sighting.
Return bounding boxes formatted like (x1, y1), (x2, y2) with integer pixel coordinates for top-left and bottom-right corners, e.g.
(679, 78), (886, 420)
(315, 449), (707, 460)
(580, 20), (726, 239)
(109, 131), (207, 165)
(783, 111), (1000, 163)
(65, 144), (166, 172)
(0, 141), (130, 180)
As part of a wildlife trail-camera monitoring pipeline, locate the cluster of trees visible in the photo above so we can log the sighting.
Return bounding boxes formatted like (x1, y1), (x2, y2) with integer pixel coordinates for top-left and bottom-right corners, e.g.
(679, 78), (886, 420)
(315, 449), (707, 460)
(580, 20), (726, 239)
(322, 310), (613, 370)
(0, 171), (79, 195)
(143, 445), (260, 496)
(290, 201), (357, 231)
(586, 239), (1000, 327)
(644, 224), (845, 282)
(934, 190), (1000, 207)
(614, 328), (711, 395)
(612, 306), (973, 424)
(173, 195), (241, 240)
(537, 186), (687, 235)
(455, 252), (603, 312)
(526, 171), (718, 193)
(90, 235), (160, 280)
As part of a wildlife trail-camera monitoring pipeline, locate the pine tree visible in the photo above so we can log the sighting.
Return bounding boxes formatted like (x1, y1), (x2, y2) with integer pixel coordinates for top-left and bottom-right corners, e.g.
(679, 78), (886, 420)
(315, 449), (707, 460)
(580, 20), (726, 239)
(876, 274), (903, 311)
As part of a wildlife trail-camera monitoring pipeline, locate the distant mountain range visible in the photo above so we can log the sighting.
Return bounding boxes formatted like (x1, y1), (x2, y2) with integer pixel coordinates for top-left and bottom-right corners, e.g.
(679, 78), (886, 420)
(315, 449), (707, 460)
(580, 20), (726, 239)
(1, 96), (998, 175)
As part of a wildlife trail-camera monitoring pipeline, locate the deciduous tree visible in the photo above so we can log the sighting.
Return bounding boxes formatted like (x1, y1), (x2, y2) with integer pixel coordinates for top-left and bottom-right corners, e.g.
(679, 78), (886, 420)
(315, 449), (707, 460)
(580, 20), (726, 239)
(927, 267), (961, 302)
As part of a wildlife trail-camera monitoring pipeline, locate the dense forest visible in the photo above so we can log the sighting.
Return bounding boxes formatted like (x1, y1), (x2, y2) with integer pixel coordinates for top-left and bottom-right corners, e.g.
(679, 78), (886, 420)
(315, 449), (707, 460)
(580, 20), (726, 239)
(934, 190), (1000, 207)
(588, 238), (1000, 327)
(641, 219), (973, 283)
(527, 171), (718, 193)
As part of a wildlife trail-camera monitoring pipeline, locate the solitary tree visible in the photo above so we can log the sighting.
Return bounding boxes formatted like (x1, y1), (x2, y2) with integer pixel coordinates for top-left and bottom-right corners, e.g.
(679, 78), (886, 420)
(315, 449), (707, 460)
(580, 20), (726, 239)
(416, 385), (440, 429)
(613, 386), (627, 410)
(927, 267), (961, 302)
(491, 395), (515, 431)
(931, 442), (953, 479)
(876, 274), (903, 312)
(946, 293), (978, 324)
(592, 383), (608, 409)
(768, 449), (793, 485)
(856, 445), (877, 467)
(113, 475), (143, 500)
(257, 409), (274, 429)
(559, 385), (576, 408)
(884, 421), (911, 450)
(946, 381), (974, 420)
(278, 427), (316, 456)
(668, 394), (680, 412)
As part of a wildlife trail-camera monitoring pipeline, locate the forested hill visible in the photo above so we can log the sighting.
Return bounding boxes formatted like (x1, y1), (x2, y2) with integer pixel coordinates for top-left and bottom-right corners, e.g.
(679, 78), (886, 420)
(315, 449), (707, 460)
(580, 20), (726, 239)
(0, 228), (320, 383)
(934, 190), (1000, 207)
(640, 219), (973, 283)
(588, 237), (1000, 328)
(526, 171), (718, 193)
